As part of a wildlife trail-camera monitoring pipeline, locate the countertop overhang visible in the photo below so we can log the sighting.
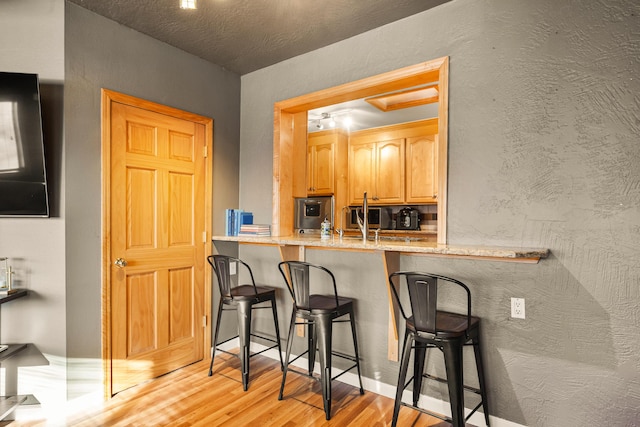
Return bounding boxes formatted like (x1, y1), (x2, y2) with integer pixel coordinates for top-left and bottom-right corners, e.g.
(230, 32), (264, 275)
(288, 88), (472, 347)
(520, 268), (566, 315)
(212, 235), (549, 263)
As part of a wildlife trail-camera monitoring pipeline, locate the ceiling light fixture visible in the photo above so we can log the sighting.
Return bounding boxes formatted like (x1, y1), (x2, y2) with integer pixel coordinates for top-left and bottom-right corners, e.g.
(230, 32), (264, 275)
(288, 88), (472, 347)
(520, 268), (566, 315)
(308, 109), (352, 131)
(180, 0), (197, 9)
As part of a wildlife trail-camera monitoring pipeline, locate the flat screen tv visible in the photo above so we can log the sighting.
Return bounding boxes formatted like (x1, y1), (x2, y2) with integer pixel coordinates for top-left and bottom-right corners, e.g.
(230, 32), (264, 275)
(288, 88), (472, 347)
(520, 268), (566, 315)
(0, 72), (49, 217)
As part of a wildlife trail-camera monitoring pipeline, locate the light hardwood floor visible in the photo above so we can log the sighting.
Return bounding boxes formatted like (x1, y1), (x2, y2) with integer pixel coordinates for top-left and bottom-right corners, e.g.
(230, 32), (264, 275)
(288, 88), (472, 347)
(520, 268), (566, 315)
(15, 353), (455, 426)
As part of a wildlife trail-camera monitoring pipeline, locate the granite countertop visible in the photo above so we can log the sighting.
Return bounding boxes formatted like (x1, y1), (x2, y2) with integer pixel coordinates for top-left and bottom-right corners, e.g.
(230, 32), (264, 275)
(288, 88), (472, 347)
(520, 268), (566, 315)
(212, 234), (550, 261)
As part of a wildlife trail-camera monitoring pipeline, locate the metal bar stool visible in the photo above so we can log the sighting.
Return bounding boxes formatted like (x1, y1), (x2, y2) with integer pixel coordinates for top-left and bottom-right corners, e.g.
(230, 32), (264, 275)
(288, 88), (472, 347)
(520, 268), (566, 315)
(277, 261), (364, 420)
(207, 255), (283, 391)
(388, 271), (490, 427)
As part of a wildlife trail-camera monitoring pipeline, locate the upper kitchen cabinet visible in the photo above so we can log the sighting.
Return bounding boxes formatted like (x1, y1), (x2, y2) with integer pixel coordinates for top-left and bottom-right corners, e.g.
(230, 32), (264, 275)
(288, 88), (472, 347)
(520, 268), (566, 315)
(349, 136), (404, 205)
(307, 129), (347, 196)
(405, 134), (438, 204)
(348, 119), (437, 206)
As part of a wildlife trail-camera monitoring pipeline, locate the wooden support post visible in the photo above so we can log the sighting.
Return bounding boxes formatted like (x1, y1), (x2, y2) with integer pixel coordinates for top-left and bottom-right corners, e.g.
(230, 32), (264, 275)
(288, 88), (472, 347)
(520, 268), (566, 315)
(380, 250), (400, 362)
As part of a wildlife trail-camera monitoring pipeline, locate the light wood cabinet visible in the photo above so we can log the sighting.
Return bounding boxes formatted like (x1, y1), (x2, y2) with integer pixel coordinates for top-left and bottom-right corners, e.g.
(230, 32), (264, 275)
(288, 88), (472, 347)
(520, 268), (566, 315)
(405, 135), (437, 203)
(348, 119), (438, 206)
(349, 138), (404, 205)
(307, 132), (335, 195)
(306, 129), (348, 215)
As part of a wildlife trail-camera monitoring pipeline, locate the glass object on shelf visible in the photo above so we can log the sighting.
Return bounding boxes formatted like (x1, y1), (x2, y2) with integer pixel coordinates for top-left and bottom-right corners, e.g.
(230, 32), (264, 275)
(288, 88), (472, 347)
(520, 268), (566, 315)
(0, 257), (11, 291)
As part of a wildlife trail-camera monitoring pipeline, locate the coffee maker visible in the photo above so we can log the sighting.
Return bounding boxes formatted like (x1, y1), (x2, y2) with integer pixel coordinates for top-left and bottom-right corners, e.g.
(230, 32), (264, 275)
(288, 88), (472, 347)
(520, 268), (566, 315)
(396, 207), (420, 230)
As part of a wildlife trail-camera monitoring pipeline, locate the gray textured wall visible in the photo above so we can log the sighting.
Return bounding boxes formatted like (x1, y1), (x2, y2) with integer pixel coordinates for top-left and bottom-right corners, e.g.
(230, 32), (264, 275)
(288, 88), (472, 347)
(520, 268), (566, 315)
(0, 0), (65, 353)
(0, 0), (67, 406)
(65, 3), (241, 397)
(239, 0), (640, 425)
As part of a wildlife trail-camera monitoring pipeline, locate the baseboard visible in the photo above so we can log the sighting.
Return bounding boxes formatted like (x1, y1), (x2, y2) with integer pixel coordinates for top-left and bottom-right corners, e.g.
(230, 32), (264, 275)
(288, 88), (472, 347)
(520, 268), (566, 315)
(214, 340), (526, 427)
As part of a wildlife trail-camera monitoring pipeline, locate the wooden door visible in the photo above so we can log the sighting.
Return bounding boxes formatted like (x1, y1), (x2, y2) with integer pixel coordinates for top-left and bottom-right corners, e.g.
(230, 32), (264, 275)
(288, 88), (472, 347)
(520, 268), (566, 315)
(103, 91), (212, 396)
(374, 138), (404, 204)
(405, 135), (437, 203)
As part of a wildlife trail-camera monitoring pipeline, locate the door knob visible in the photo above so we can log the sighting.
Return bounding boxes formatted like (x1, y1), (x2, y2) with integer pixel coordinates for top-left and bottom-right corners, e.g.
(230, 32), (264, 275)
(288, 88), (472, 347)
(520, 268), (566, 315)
(114, 258), (128, 268)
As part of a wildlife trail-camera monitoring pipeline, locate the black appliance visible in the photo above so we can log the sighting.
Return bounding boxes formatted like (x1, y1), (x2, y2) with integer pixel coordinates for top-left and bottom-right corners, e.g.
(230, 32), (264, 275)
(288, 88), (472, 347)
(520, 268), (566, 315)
(347, 206), (392, 230)
(396, 207), (420, 230)
(0, 72), (49, 217)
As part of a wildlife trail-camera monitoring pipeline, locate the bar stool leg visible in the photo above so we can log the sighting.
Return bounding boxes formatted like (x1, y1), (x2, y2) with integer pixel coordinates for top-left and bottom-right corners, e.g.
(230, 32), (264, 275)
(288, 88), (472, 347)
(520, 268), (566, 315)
(237, 301), (253, 391)
(442, 340), (465, 427)
(473, 336), (491, 426)
(308, 320), (317, 376)
(316, 315), (333, 420)
(208, 299), (225, 376)
(279, 309), (298, 400)
(270, 295), (284, 370)
(348, 311), (364, 394)
(412, 342), (427, 406)
(392, 330), (414, 427)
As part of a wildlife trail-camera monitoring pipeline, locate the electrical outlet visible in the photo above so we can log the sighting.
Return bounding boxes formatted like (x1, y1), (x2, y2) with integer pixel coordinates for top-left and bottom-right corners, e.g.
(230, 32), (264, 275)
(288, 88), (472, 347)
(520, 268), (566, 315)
(511, 297), (525, 319)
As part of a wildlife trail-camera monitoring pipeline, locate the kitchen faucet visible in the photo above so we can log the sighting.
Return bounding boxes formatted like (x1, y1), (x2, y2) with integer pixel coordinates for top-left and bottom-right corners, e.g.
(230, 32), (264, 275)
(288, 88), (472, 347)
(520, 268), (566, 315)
(356, 191), (369, 243)
(335, 205), (349, 239)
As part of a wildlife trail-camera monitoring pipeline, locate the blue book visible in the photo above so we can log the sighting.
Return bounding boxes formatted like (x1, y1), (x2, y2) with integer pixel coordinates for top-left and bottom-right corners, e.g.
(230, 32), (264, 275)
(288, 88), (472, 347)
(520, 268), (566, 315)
(233, 209), (243, 236)
(230, 209), (237, 236)
(225, 209), (232, 236)
(241, 212), (253, 225)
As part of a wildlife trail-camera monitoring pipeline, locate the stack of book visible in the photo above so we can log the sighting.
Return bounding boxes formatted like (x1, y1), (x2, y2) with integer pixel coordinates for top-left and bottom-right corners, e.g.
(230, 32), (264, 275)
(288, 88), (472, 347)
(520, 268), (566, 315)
(238, 224), (271, 236)
(225, 209), (253, 236)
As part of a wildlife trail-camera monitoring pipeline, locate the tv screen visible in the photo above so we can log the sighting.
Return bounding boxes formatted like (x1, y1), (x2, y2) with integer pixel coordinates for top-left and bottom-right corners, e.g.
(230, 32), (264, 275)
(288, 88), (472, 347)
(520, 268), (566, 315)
(0, 72), (49, 217)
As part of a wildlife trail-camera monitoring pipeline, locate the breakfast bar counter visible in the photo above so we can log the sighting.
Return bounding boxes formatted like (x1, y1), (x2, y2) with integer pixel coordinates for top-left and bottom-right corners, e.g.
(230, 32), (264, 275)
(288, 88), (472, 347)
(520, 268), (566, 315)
(212, 234), (549, 263)
(212, 234), (549, 360)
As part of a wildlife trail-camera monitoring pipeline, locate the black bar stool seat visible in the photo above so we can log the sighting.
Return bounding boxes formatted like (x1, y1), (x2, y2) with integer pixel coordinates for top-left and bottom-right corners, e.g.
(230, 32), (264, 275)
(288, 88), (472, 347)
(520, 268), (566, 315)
(389, 271), (490, 427)
(207, 255), (283, 391)
(278, 261), (364, 420)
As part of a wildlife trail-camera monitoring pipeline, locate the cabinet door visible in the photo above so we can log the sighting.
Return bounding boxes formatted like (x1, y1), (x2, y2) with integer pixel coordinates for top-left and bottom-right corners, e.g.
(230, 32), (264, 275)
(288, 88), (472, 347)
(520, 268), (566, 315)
(349, 142), (376, 205)
(307, 140), (334, 195)
(374, 138), (404, 204)
(405, 135), (437, 203)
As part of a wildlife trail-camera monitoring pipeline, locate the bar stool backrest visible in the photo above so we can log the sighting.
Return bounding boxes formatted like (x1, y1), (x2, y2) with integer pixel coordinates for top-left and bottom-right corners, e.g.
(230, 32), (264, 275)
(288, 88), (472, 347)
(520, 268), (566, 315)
(207, 255), (258, 299)
(389, 271), (472, 336)
(278, 261), (340, 310)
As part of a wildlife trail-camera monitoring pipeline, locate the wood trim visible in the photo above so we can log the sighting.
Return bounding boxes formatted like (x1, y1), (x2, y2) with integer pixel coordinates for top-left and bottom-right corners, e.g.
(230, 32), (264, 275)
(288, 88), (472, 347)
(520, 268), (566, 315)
(100, 90), (113, 399)
(101, 89), (213, 399)
(437, 57), (449, 244)
(275, 59), (446, 113)
(348, 118), (438, 142)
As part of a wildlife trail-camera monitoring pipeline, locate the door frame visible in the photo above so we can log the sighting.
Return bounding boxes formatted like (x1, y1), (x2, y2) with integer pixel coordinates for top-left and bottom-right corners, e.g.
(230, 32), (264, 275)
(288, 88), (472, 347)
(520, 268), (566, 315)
(101, 89), (213, 398)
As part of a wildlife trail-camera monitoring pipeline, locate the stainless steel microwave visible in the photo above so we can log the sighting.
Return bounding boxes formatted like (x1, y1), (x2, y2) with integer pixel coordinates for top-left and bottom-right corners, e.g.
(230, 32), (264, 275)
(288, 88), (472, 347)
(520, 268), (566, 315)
(294, 196), (334, 232)
(346, 206), (392, 230)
